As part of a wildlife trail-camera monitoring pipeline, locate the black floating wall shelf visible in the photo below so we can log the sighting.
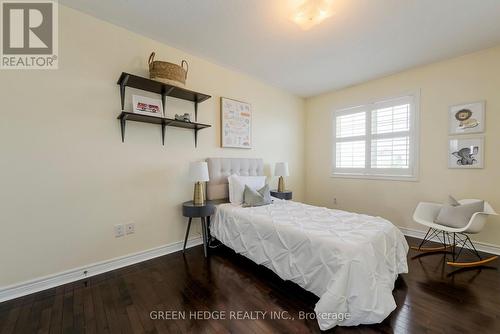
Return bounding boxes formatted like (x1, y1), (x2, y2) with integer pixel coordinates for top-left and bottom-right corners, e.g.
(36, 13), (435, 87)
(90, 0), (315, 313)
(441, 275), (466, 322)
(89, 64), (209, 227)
(117, 72), (212, 147)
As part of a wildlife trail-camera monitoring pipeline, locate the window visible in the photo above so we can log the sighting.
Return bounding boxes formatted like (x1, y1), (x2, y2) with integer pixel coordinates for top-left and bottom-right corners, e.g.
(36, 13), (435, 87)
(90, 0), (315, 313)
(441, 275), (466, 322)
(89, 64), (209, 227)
(332, 94), (419, 180)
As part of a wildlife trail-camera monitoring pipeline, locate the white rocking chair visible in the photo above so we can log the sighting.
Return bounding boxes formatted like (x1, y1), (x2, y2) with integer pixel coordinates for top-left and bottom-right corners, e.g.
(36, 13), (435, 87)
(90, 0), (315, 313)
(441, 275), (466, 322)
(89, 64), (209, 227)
(412, 199), (498, 267)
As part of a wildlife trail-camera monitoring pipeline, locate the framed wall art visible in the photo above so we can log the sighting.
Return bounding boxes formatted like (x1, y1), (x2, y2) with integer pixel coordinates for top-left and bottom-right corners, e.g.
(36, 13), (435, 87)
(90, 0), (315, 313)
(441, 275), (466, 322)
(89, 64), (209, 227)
(448, 137), (484, 169)
(220, 97), (252, 149)
(132, 95), (164, 118)
(449, 101), (485, 135)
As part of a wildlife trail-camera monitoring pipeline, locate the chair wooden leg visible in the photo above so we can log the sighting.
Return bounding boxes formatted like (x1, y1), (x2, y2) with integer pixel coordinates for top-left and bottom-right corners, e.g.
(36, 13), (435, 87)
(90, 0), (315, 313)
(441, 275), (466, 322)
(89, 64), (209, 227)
(445, 233), (498, 267)
(410, 229), (498, 268)
(447, 256), (498, 267)
(411, 244), (454, 252)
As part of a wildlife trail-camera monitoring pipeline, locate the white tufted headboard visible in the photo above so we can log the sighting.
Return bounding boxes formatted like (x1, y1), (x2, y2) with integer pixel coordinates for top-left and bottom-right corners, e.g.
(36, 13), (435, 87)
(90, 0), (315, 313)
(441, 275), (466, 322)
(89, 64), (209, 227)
(206, 158), (264, 200)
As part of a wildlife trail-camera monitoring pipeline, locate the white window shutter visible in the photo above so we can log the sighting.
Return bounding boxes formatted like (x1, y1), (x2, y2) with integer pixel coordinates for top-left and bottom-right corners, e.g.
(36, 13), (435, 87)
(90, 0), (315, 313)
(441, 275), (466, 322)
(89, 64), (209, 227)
(332, 94), (419, 180)
(336, 141), (365, 168)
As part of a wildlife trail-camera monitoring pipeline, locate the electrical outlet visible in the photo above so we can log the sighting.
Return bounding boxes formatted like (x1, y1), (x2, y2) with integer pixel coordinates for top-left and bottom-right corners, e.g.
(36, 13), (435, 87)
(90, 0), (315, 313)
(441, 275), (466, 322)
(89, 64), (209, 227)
(333, 198), (338, 205)
(114, 224), (125, 238)
(126, 223), (135, 235)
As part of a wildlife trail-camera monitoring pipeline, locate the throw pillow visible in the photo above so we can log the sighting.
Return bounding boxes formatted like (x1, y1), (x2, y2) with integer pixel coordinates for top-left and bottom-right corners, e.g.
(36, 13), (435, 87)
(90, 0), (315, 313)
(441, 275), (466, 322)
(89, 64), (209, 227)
(435, 200), (484, 228)
(242, 184), (272, 207)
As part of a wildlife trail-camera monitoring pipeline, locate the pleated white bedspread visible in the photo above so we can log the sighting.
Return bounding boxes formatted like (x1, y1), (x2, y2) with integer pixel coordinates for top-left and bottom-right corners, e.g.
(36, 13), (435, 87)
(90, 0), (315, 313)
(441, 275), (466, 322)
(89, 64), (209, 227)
(211, 200), (408, 330)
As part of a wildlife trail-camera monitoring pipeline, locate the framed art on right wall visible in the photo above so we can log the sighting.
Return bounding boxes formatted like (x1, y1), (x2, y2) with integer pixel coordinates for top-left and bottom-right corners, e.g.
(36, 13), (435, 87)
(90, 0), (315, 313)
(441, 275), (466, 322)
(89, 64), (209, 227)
(448, 137), (484, 169)
(449, 101), (485, 135)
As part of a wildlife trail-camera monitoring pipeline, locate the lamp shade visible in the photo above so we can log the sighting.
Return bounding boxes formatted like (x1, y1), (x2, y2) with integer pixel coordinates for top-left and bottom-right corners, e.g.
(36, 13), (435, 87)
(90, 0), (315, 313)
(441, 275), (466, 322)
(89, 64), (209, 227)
(189, 162), (209, 182)
(274, 162), (289, 177)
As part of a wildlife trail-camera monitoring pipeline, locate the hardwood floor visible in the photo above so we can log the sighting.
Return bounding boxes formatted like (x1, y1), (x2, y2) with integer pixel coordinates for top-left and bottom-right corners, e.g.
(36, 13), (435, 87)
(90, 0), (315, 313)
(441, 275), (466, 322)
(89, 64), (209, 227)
(1, 236), (500, 333)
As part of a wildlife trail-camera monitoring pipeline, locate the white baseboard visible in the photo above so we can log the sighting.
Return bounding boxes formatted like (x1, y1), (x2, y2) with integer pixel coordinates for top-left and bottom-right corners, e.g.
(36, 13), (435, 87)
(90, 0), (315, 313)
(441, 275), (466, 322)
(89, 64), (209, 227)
(0, 237), (203, 303)
(3, 227), (498, 304)
(399, 226), (500, 256)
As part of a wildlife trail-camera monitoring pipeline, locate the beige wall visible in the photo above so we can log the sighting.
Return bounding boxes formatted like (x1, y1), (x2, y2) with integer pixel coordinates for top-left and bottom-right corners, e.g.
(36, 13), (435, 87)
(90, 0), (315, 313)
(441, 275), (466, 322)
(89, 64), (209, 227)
(305, 46), (500, 245)
(0, 6), (305, 287)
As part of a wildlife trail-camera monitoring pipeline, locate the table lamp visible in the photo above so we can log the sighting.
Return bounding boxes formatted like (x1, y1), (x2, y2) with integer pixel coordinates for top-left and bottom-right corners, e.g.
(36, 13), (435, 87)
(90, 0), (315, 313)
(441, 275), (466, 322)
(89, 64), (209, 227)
(189, 161), (209, 205)
(274, 162), (289, 192)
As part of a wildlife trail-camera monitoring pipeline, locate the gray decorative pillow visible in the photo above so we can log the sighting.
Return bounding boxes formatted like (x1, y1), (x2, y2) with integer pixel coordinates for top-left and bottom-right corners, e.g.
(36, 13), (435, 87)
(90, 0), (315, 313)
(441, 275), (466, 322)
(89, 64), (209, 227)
(435, 200), (484, 228)
(242, 184), (272, 207)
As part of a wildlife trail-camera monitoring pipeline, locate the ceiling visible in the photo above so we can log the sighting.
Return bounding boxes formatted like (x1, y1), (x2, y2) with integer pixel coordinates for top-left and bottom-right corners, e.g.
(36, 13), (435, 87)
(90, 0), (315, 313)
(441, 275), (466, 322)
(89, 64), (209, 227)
(60, 0), (500, 97)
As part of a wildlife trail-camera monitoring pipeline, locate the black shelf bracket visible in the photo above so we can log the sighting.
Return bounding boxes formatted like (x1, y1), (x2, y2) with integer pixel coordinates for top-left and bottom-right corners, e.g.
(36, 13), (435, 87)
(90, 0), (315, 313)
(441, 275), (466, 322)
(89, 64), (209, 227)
(120, 114), (127, 142)
(194, 100), (198, 122)
(194, 129), (198, 148)
(161, 93), (166, 114)
(161, 121), (166, 146)
(119, 74), (130, 111)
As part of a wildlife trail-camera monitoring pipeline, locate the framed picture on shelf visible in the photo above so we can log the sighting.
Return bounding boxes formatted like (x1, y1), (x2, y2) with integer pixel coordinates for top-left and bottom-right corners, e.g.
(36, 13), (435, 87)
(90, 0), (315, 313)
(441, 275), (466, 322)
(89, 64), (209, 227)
(220, 97), (252, 149)
(449, 101), (485, 135)
(132, 95), (164, 118)
(448, 137), (484, 169)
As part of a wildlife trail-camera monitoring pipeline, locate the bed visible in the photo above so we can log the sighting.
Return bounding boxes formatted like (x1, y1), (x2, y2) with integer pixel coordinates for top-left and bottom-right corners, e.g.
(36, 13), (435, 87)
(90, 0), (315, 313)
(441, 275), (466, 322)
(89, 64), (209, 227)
(206, 158), (409, 330)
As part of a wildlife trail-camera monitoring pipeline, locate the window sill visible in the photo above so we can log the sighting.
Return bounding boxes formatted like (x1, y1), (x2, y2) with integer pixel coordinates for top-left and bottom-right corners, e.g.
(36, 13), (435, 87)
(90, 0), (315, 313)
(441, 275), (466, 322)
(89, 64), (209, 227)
(331, 173), (419, 182)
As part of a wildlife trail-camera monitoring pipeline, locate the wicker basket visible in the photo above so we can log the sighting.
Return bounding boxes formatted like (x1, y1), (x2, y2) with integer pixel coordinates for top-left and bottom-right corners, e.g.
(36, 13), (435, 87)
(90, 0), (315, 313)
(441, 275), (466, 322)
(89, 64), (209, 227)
(148, 52), (188, 87)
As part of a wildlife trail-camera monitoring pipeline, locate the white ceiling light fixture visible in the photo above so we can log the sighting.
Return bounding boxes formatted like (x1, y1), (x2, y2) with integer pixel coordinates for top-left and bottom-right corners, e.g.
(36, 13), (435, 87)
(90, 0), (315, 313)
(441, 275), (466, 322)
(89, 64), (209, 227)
(290, 0), (335, 30)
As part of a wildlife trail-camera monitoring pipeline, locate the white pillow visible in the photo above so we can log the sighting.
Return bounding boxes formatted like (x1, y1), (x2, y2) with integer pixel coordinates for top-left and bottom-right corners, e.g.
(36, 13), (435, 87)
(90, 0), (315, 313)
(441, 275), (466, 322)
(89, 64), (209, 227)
(228, 174), (243, 204)
(228, 174), (266, 205)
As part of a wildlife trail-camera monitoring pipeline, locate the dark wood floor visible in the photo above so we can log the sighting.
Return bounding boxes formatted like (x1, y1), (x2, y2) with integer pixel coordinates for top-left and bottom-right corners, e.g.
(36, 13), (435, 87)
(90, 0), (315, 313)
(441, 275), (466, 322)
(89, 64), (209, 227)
(1, 236), (500, 334)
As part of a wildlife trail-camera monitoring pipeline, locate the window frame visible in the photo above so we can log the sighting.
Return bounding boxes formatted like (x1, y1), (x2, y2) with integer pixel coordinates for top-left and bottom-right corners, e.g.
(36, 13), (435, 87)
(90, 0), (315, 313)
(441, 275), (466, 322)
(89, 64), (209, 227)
(331, 91), (420, 181)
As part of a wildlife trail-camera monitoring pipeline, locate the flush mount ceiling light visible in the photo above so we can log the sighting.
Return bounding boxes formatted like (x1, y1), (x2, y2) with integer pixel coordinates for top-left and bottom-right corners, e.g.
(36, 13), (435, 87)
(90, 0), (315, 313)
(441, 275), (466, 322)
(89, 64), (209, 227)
(290, 0), (334, 30)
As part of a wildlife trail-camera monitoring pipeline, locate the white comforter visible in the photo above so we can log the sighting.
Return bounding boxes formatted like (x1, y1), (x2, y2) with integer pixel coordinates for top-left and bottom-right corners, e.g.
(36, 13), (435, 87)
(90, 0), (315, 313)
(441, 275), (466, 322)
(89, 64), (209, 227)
(211, 200), (408, 330)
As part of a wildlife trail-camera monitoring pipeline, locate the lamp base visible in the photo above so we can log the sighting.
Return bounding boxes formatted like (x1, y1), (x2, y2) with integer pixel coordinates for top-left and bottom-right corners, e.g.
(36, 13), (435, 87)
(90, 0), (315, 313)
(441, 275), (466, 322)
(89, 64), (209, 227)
(277, 176), (285, 192)
(193, 182), (205, 205)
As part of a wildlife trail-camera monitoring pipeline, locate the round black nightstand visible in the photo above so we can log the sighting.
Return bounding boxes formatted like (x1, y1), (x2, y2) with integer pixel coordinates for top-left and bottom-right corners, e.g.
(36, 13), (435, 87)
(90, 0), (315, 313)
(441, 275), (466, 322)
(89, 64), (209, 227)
(270, 190), (292, 200)
(182, 201), (216, 257)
